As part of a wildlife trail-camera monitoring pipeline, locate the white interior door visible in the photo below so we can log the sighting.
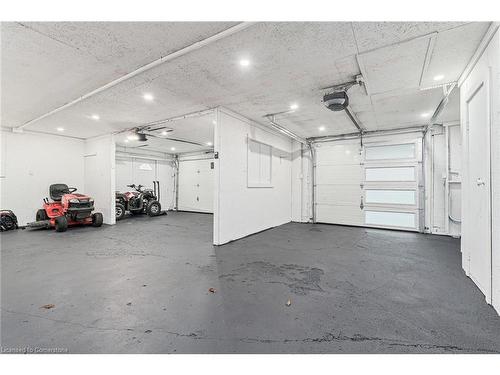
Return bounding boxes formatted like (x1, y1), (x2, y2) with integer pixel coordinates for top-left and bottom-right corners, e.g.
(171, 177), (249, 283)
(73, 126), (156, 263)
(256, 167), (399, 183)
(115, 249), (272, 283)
(466, 81), (491, 299)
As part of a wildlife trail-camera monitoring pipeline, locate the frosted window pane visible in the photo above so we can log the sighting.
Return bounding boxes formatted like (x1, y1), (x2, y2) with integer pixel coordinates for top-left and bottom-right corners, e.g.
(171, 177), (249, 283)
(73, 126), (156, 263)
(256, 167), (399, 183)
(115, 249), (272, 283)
(365, 211), (416, 228)
(365, 190), (416, 205)
(365, 143), (415, 160)
(365, 167), (415, 181)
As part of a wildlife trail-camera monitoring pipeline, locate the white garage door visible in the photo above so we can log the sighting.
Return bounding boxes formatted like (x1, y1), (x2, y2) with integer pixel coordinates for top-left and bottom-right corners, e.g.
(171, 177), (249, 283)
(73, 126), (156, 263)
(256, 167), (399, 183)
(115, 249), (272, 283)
(315, 138), (422, 231)
(178, 158), (214, 213)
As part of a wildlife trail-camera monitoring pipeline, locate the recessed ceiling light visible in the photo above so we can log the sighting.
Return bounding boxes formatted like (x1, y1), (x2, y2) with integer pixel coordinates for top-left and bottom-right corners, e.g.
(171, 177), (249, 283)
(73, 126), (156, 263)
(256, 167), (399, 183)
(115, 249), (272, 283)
(421, 112), (431, 118)
(90, 114), (100, 120)
(161, 131), (168, 136)
(143, 93), (154, 102)
(206, 142), (213, 146)
(433, 74), (445, 81)
(239, 59), (250, 67)
(290, 103), (299, 111)
(170, 147), (176, 151)
(319, 126), (326, 131)
(127, 134), (139, 141)
(56, 127), (64, 132)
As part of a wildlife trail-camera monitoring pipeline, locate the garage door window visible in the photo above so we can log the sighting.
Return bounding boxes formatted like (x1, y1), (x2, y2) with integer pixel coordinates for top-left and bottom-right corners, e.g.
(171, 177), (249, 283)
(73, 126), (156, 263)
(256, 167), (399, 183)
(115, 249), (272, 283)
(365, 166), (415, 182)
(365, 189), (416, 205)
(248, 138), (272, 188)
(365, 210), (416, 228)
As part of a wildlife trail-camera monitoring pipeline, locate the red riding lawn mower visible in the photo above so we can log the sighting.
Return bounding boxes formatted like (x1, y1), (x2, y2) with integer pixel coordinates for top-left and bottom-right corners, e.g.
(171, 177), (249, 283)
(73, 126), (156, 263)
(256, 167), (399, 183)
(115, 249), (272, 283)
(28, 184), (103, 232)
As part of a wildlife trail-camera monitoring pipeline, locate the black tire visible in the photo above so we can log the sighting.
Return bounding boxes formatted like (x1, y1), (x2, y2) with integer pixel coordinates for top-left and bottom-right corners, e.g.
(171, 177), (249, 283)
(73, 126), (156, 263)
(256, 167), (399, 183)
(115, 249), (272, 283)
(146, 200), (161, 217)
(115, 203), (126, 221)
(92, 212), (103, 227)
(36, 209), (48, 221)
(54, 216), (68, 232)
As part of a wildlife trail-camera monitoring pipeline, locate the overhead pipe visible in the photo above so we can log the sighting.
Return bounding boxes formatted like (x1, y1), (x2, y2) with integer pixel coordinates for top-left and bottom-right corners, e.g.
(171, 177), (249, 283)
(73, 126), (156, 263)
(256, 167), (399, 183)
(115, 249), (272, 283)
(265, 115), (307, 145)
(14, 22), (256, 130)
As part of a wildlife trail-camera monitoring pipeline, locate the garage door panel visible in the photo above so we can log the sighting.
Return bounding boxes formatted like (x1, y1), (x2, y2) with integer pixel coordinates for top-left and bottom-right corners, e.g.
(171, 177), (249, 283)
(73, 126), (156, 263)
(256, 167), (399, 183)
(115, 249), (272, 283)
(316, 185), (361, 205)
(316, 165), (362, 184)
(316, 204), (364, 226)
(316, 144), (361, 165)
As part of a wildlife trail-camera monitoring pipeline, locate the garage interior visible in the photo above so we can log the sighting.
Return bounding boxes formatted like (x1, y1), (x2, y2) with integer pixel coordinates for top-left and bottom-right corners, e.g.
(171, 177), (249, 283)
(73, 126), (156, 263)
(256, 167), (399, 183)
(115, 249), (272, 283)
(1, 21), (500, 353)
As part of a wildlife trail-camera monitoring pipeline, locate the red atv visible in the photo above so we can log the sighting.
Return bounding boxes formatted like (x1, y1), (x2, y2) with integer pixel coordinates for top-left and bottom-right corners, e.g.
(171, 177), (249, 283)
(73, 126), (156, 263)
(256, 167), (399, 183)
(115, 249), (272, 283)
(31, 184), (103, 232)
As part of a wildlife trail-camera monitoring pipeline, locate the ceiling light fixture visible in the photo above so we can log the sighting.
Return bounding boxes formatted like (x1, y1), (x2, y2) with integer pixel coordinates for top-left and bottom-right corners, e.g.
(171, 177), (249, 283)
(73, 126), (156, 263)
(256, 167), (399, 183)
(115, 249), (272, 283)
(206, 142), (213, 146)
(421, 112), (431, 118)
(56, 127), (64, 132)
(433, 74), (444, 81)
(161, 131), (168, 136)
(143, 93), (154, 102)
(170, 147), (176, 151)
(319, 126), (326, 131)
(90, 114), (100, 120)
(239, 59), (250, 67)
(290, 103), (299, 111)
(127, 134), (139, 141)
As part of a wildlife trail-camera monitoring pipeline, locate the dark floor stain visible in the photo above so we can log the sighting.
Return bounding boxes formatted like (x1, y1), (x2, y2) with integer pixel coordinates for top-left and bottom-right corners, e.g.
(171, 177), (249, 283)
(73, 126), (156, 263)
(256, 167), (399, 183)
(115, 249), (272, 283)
(220, 261), (324, 295)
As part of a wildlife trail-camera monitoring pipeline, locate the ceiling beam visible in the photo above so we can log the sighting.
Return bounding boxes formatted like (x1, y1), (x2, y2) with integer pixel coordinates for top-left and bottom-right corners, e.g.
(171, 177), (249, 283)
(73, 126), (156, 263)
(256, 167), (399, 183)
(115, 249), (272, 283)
(14, 22), (257, 130)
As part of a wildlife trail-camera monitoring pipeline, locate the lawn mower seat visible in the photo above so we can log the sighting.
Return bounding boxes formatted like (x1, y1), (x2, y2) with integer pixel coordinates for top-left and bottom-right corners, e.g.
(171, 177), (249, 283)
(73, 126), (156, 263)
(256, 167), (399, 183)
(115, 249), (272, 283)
(50, 184), (70, 201)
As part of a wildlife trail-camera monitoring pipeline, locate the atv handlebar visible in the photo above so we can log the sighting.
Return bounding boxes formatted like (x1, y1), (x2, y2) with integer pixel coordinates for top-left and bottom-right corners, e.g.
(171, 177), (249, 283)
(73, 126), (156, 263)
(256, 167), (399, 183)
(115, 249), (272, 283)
(127, 184), (143, 192)
(67, 187), (77, 193)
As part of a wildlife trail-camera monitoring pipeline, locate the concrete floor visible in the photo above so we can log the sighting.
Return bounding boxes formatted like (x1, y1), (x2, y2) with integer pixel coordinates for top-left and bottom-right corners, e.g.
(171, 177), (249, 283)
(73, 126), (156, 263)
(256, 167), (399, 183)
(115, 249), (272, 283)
(1, 212), (500, 353)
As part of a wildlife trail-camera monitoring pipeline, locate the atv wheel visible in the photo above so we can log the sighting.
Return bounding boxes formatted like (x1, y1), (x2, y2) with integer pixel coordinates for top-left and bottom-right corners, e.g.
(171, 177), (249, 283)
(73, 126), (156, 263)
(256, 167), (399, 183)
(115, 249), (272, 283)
(54, 216), (68, 232)
(36, 209), (48, 221)
(146, 200), (161, 217)
(92, 212), (103, 227)
(115, 203), (126, 221)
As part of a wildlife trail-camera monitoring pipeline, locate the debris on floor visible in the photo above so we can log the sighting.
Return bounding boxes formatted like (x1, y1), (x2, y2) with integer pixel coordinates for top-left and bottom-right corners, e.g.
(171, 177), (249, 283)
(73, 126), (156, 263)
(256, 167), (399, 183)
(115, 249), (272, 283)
(40, 304), (55, 309)
(144, 330), (152, 334)
(285, 299), (291, 307)
(208, 287), (216, 293)
(126, 302), (132, 306)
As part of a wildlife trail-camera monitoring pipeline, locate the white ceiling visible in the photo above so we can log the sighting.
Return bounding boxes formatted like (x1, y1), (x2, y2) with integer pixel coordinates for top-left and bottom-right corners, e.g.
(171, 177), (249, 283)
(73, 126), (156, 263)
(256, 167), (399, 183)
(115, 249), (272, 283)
(1, 21), (490, 145)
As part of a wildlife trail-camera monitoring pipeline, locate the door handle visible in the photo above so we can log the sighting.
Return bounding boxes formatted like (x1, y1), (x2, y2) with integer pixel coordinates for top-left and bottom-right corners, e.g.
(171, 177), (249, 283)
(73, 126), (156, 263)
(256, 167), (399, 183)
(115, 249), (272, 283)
(476, 178), (485, 186)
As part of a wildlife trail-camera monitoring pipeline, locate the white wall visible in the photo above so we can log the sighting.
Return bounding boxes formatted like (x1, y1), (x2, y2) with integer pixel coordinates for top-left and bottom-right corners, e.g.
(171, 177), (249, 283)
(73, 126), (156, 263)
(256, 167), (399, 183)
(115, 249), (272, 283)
(0, 130), (84, 226)
(214, 108), (293, 245)
(460, 27), (500, 314)
(84, 135), (115, 225)
(178, 153), (214, 213)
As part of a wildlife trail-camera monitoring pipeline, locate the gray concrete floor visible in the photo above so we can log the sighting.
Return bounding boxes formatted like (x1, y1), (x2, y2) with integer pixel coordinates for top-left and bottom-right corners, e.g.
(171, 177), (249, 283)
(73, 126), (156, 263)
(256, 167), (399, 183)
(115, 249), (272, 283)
(1, 212), (500, 353)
